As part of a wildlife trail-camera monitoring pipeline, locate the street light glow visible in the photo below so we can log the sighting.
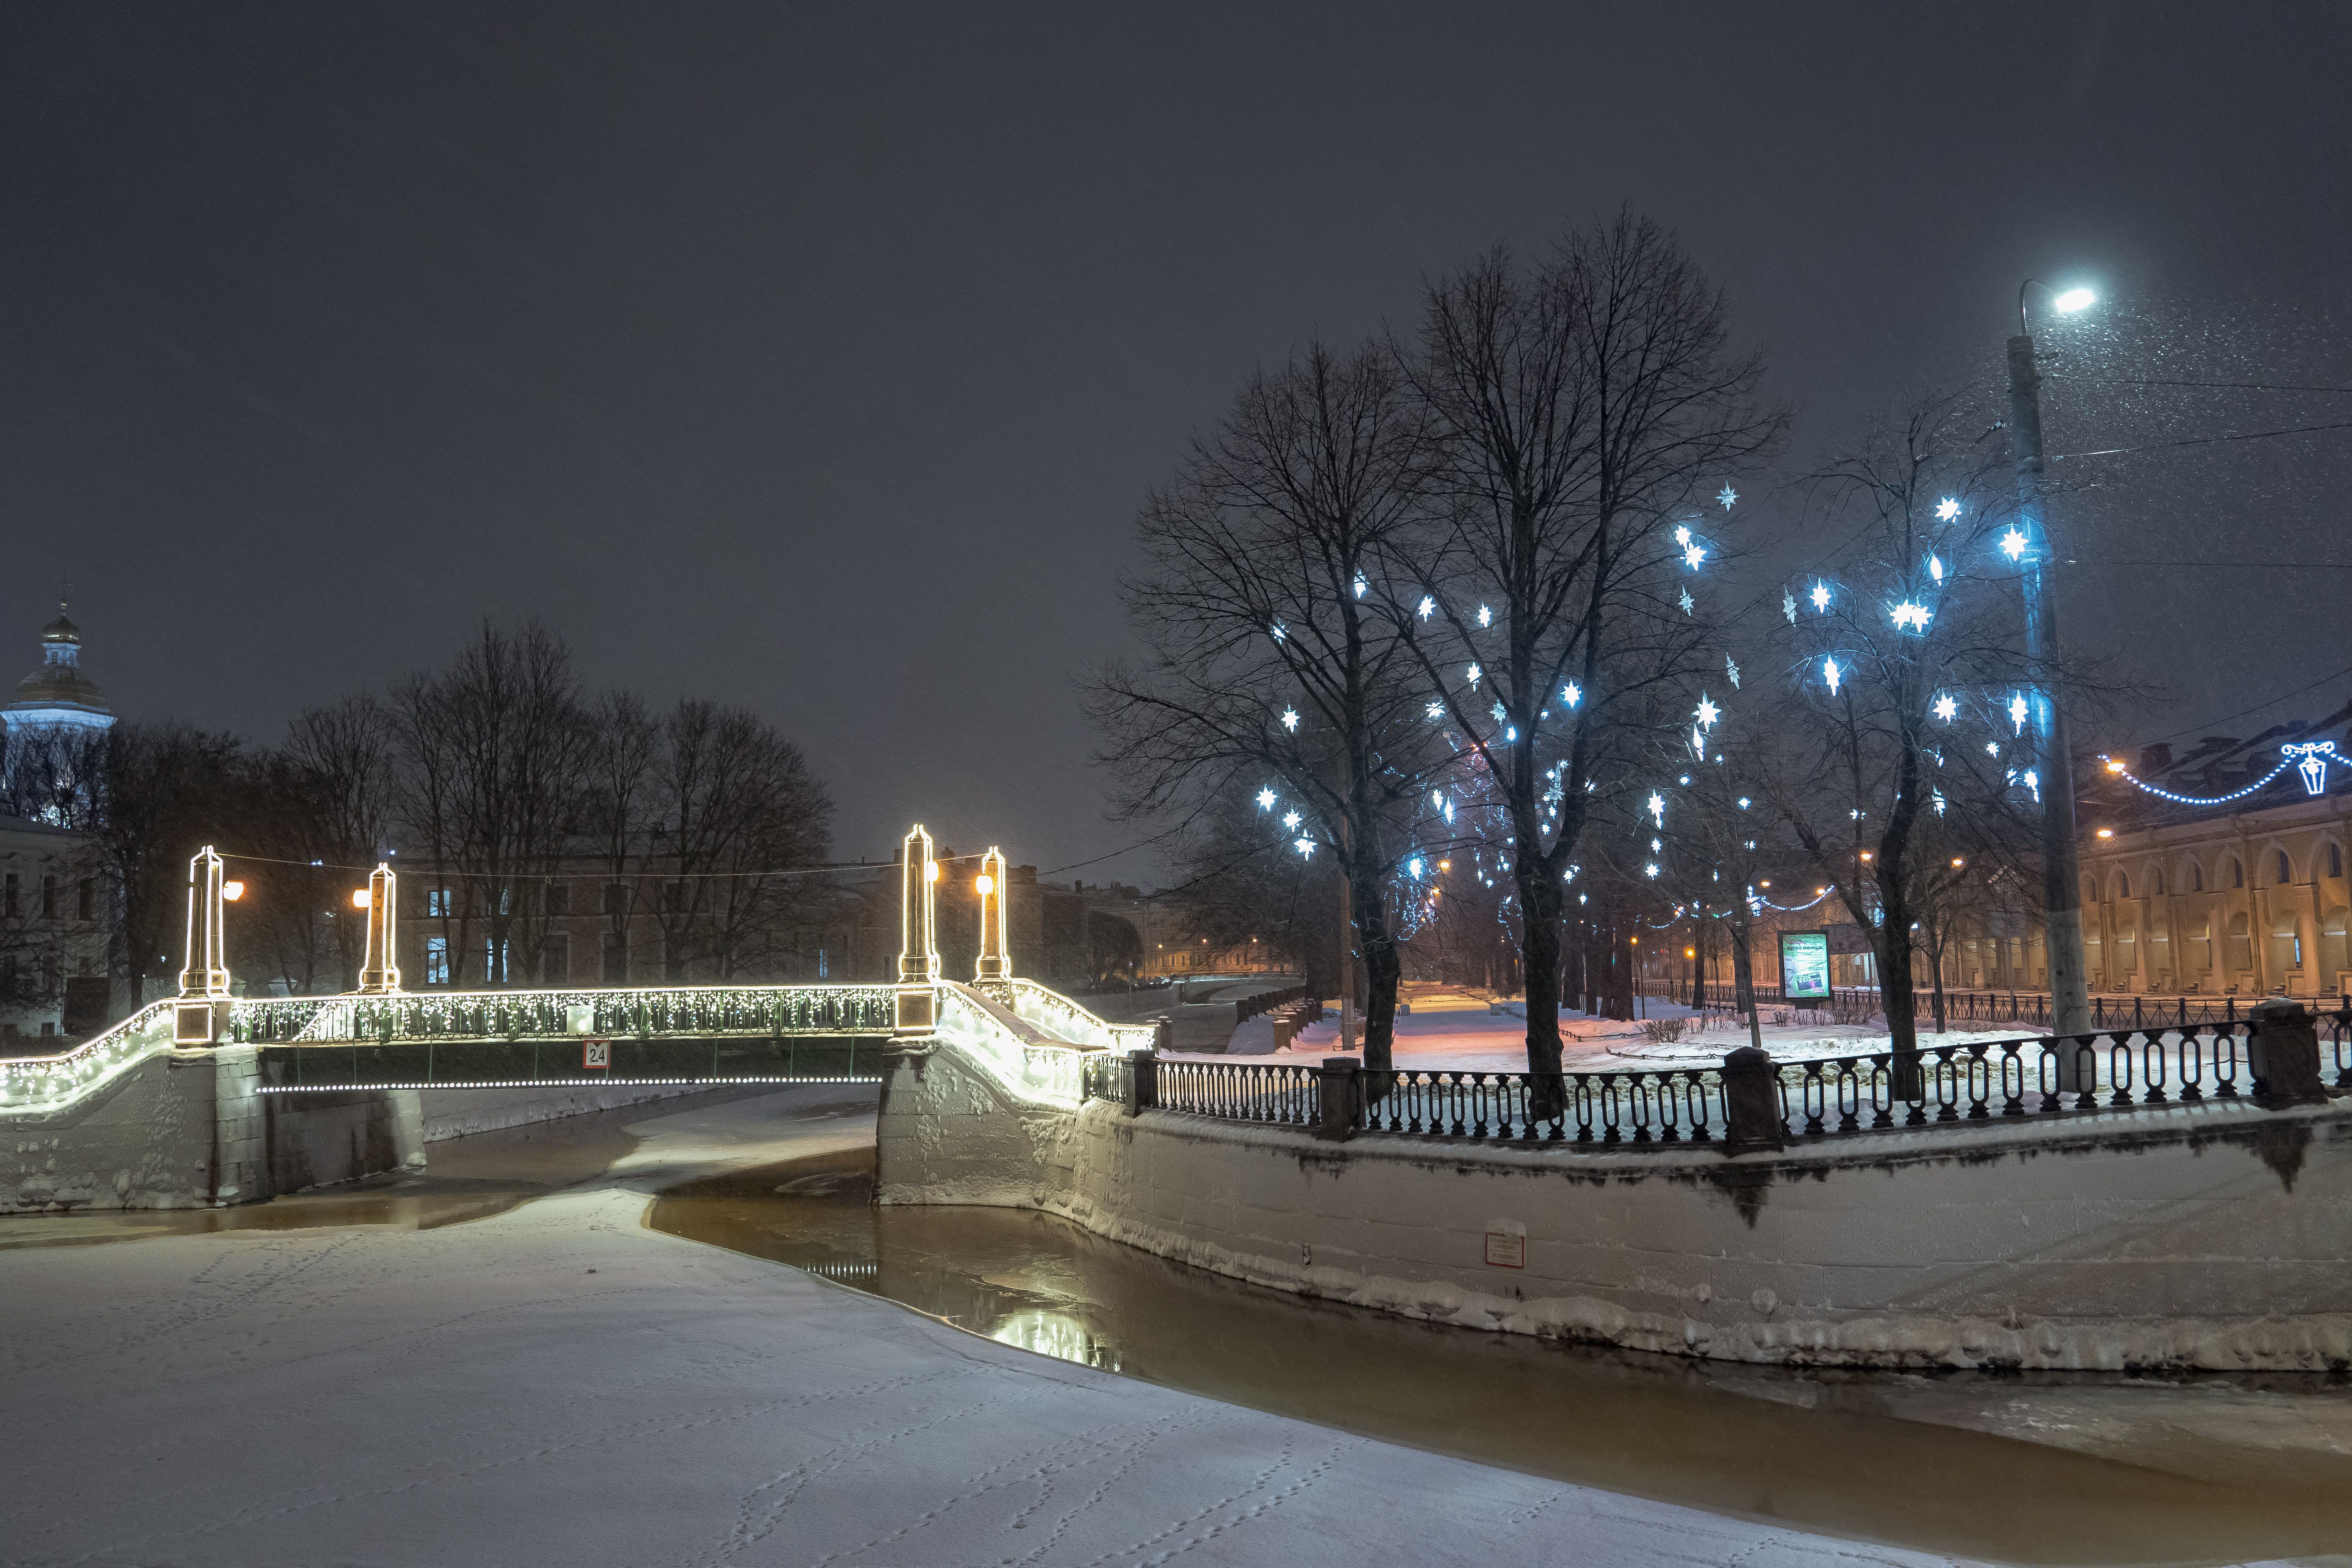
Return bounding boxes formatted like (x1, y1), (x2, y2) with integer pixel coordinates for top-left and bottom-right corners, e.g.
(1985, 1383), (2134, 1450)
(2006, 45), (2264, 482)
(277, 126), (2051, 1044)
(2053, 288), (2095, 312)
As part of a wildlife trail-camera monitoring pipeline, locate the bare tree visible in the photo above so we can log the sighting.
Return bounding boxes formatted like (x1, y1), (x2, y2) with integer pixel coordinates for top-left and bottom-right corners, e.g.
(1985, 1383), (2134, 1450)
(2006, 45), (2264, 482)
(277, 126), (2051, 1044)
(1396, 211), (1784, 1082)
(650, 700), (833, 982)
(1751, 393), (2048, 1064)
(1090, 340), (1445, 1071)
(389, 622), (588, 988)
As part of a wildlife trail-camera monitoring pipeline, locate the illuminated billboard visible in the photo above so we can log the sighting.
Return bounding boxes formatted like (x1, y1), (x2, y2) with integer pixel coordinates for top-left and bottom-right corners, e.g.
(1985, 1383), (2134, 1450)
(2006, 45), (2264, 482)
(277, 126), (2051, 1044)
(1779, 930), (1831, 1001)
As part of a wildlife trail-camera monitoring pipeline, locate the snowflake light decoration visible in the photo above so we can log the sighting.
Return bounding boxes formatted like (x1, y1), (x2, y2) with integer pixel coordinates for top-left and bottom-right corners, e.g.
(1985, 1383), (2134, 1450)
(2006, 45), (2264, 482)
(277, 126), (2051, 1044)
(1476, 604), (1492, 628)
(1782, 591), (1797, 624)
(1282, 810), (1301, 830)
(1270, 620), (1287, 642)
(1352, 573), (1367, 598)
(1562, 681), (1580, 707)
(1718, 485), (1738, 510)
(1726, 655), (1740, 689)
(1674, 524), (1692, 548)
(1694, 695), (1720, 730)
(1647, 791), (1665, 827)
(1679, 587), (1694, 615)
(1644, 862), (1660, 879)
(1295, 838), (1316, 858)
(1932, 694), (1957, 722)
(1417, 595), (1435, 620)
(1986, 740), (2001, 755)
(1822, 657), (1841, 694)
(1683, 544), (1707, 570)
(1466, 662), (1481, 688)
(1425, 700), (1444, 720)
(1256, 788), (1277, 811)
(1280, 707), (1299, 731)
(1490, 702), (1506, 724)
(1890, 601), (1933, 632)
(1691, 726), (1706, 760)
(1935, 497), (1961, 522)
(2000, 528), (2028, 563)
(1928, 555), (1944, 584)
(1811, 581), (1832, 612)
(2008, 692), (2029, 733)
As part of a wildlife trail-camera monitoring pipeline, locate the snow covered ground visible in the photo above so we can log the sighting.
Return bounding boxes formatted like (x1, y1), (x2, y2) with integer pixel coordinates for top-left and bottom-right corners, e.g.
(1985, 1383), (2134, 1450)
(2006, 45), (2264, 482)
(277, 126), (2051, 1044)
(0, 1086), (2005, 1568)
(1208, 983), (2038, 1073)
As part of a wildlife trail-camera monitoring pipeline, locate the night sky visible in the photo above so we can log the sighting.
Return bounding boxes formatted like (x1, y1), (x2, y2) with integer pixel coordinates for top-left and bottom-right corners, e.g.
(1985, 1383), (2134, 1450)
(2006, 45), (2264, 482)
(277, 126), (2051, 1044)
(5, 3), (2347, 880)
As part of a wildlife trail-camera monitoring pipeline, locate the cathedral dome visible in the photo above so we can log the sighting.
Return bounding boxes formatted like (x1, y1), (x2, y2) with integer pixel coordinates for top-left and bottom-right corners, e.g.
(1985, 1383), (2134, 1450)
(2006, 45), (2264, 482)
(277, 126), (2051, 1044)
(5, 604), (112, 730)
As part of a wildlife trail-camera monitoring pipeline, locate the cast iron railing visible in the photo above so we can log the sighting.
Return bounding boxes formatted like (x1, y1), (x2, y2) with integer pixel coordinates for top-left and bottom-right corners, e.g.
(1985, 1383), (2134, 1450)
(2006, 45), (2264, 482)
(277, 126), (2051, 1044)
(1640, 980), (2352, 1033)
(1084, 1012), (2351, 1147)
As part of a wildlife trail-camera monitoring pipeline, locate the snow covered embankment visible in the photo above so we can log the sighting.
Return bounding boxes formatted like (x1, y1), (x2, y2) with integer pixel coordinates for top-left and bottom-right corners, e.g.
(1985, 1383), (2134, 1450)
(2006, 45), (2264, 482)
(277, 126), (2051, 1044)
(878, 1038), (2352, 1371)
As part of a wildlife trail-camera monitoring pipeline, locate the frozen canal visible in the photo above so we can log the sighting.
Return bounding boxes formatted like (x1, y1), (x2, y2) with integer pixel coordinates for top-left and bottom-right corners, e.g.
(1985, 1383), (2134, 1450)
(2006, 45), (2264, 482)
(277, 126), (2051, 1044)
(3, 1087), (2347, 1567)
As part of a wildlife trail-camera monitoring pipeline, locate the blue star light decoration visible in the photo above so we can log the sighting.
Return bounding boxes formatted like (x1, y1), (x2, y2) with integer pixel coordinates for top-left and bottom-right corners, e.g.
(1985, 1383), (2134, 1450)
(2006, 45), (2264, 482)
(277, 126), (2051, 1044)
(1718, 485), (1738, 510)
(1280, 707), (1299, 732)
(1935, 497), (1961, 522)
(1679, 586), (1694, 616)
(1256, 788), (1277, 811)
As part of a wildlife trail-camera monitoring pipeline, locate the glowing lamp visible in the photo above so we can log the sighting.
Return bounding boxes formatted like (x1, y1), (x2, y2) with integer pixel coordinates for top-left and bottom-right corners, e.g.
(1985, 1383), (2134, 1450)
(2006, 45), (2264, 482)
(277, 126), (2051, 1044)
(975, 874), (995, 896)
(351, 889), (371, 909)
(1951, 858), (1965, 869)
(2105, 759), (2126, 773)
(221, 880), (245, 902)
(2096, 827), (2114, 838)
(1684, 947), (1696, 960)
(925, 862), (939, 882)
(2053, 288), (2095, 312)
(1437, 859), (1451, 871)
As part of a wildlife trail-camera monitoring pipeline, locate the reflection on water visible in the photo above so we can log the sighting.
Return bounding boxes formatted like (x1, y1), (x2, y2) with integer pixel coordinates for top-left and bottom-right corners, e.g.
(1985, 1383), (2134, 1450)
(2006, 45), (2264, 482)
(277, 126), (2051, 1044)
(652, 1148), (2352, 1568)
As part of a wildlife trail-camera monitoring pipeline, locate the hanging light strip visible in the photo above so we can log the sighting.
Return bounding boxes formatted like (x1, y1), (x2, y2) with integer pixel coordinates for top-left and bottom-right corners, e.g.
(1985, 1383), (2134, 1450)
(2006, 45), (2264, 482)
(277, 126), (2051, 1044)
(2108, 760), (2292, 806)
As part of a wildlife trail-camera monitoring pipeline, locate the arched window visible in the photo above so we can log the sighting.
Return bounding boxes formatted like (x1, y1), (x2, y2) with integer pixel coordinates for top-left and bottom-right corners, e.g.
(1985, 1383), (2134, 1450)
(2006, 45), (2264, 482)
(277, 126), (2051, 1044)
(2232, 858), (2245, 889)
(2114, 871), (2131, 900)
(2189, 860), (2205, 892)
(2152, 866), (2167, 895)
(2330, 842), (2343, 880)
(2277, 849), (2294, 885)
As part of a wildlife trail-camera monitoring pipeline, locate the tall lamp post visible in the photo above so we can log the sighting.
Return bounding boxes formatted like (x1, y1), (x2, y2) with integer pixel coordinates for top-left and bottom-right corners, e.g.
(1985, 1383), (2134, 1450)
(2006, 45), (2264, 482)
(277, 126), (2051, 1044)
(2007, 279), (2097, 1042)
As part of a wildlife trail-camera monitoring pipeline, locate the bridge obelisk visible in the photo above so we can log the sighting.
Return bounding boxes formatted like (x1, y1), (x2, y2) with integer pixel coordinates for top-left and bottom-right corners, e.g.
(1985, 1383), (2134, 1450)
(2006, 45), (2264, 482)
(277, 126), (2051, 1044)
(975, 847), (1010, 981)
(356, 863), (401, 995)
(173, 846), (234, 1045)
(895, 825), (940, 1035)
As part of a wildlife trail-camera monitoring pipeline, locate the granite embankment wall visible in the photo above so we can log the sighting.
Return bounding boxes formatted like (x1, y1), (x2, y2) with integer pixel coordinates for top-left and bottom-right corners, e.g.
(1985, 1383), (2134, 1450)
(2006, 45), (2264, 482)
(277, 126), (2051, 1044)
(4, 1050), (704, 1213)
(875, 1043), (2352, 1371)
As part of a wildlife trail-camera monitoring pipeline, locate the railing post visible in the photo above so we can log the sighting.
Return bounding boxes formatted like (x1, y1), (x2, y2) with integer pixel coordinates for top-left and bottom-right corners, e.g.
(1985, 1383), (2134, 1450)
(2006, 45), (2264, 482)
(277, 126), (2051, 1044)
(1124, 1047), (1157, 1117)
(1720, 1045), (1784, 1154)
(1154, 1014), (1173, 1054)
(1318, 1056), (1361, 1142)
(2247, 998), (2330, 1109)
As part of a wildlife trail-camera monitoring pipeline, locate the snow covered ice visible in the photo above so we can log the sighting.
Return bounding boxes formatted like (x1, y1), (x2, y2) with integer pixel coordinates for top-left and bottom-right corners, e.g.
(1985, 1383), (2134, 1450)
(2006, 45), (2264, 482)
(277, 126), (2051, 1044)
(0, 1086), (2015, 1568)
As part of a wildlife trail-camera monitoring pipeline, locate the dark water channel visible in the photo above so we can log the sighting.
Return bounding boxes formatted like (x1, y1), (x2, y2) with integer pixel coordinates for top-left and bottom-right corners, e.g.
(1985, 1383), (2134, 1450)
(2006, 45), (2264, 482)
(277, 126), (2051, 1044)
(653, 1146), (2352, 1568)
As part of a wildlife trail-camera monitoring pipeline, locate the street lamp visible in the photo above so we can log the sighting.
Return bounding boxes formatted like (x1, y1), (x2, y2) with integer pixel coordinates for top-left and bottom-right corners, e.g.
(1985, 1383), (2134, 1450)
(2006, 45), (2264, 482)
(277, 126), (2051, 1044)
(2008, 278), (2096, 1041)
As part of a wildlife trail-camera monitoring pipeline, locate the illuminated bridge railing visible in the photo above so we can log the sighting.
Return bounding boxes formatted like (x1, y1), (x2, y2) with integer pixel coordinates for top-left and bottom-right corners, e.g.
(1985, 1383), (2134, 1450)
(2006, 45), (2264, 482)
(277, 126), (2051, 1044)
(980, 977), (1158, 1054)
(0, 1002), (176, 1114)
(234, 984), (897, 1045)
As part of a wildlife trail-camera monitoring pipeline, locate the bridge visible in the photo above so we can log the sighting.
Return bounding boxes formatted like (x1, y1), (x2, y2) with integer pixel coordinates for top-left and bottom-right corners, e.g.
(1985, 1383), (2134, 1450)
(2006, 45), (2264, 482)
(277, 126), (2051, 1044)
(0, 828), (1152, 1202)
